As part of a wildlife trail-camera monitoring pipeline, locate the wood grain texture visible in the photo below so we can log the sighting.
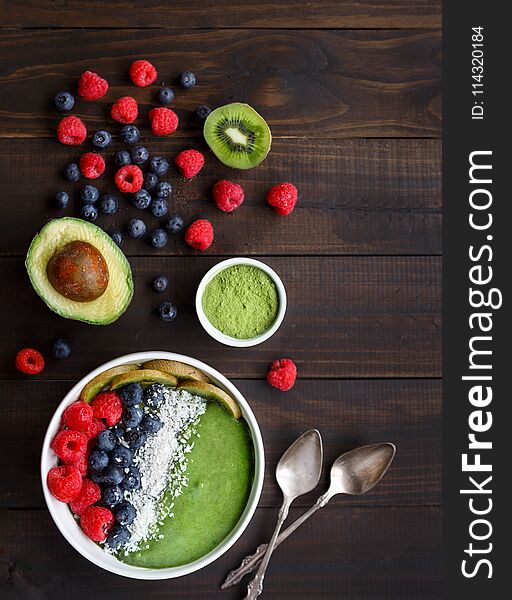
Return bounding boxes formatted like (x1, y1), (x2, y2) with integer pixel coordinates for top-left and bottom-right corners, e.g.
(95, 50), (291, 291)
(0, 29), (441, 139)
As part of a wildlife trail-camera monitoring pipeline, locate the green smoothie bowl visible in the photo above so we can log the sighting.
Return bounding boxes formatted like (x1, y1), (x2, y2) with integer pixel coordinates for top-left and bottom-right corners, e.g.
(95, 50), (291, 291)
(41, 351), (264, 579)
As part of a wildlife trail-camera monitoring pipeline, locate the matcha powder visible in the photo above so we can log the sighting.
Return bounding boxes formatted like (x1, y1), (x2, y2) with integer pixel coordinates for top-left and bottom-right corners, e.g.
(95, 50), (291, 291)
(202, 264), (279, 339)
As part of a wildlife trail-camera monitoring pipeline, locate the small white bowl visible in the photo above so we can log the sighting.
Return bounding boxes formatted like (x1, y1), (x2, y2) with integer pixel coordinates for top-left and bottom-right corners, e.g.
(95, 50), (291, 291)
(196, 257), (287, 347)
(41, 351), (265, 580)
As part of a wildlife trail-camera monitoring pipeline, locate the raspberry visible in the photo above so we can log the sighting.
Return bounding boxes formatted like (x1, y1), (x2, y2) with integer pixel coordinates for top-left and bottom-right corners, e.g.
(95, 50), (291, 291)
(129, 60), (157, 87)
(47, 465), (82, 503)
(267, 183), (298, 216)
(78, 70), (109, 101)
(115, 165), (143, 193)
(92, 392), (123, 427)
(266, 358), (297, 391)
(185, 219), (214, 251)
(69, 479), (101, 515)
(149, 107), (179, 136)
(111, 96), (138, 124)
(62, 401), (94, 432)
(213, 180), (245, 213)
(175, 149), (204, 179)
(70, 452), (89, 477)
(80, 506), (114, 542)
(79, 153), (105, 179)
(50, 429), (88, 463)
(15, 348), (45, 375)
(83, 418), (106, 441)
(57, 116), (87, 145)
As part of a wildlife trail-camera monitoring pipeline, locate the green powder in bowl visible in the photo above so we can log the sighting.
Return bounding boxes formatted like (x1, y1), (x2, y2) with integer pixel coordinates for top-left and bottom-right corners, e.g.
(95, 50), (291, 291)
(201, 264), (279, 339)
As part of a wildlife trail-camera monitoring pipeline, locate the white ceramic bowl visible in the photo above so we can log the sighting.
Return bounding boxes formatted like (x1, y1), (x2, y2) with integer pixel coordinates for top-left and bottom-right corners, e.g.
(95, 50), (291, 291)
(196, 257), (287, 347)
(41, 351), (265, 580)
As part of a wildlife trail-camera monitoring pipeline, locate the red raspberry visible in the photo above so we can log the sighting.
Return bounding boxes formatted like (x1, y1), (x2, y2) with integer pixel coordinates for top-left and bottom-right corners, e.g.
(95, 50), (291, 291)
(69, 479), (101, 515)
(115, 165), (143, 193)
(91, 392), (122, 427)
(83, 418), (106, 441)
(111, 96), (138, 124)
(79, 152), (105, 179)
(57, 116), (87, 145)
(70, 452), (89, 477)
(266, 358), (297, 391)
(62, 401), (94, 433)
(129, 60), (157, 87)
(213, 180), (245, 213)
(47, 465), (82, 503)
(15, 348), (45, 375)
(175, 149), (204, 179)
(149, 107), (179, 136)
(80, 506), (114, 542)
(267, 183), (298, 216)
(78, 70), (109, 101)
(185, 219), (214, 251)
(50, 429), (88, 463)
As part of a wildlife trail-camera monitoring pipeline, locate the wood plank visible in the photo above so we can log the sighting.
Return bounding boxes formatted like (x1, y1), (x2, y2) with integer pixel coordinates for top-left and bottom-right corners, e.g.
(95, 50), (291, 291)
(0, 256), (441, 379)
(0, 29), (441, 139)
(0, 138), (441, 257)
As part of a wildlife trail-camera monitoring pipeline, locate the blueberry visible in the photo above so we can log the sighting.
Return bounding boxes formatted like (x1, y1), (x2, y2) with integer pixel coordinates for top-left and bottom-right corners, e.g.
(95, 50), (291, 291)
(125, 428), (147, 450)
(101, 465), (124, 486)
(155, 181), (172, 199)
(106, 524), (131, 549)
(143, 383), (165, 409)
(109, 444), (133, 468)
(54, 91), (75, 112)
(141, 414), (163, 434)
(127, 218), (147, 239)
(120, 465), (141, 491)
(132, 189), (151, 210)
(99, 194), (118, 215)
(92, 130), (112, 149)
(111, 424), (125, 440)
(143, 172), (159, 192)
(150, 156), (169, 176)
(179, 71), (196, 88)
(119, 383), (143, 407)
(158, 87), (174, 104)
(64, 163), (81, 182)
(195, 105), (211, 123)
(165, 213), (184, 234)
(51, 338), (71, 359)
(150, 228), (168, 249)
(150, 198), (168, 218)
(90, 470), (104, 484)
(114, 501), (137, 526)
(88, 449), (109, 472)
(152, 275), (169, 293)
(130, 145), (149, 165)
(80, 203), (98, 222)
(120, 125), (140, 145)
(158, 301), (178, 322)
(111, 231), (124, 247)
(80, 185), (99, 204)
(123, 405), (144, 429)
(96, 429), (117, 452)
(114, 150), (131, 167)
(102, 485), (123, 508)
(55, 191), (69, 209)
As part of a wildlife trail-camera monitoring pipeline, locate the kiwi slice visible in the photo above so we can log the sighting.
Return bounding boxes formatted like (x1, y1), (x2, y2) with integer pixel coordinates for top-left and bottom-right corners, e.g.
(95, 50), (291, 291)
(142, 359), (209, 383)
(79, 364), (139, 403)
(109, 369), (178, 390)
(178, 380), (242, 420)
(203, 103), (271, 170)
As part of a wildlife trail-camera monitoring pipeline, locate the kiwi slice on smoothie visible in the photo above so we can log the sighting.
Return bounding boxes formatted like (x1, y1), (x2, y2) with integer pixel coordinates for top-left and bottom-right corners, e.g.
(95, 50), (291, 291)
(203, 103), (271, 169)
(178, 380), (242, 420)
(109, 369), (178, 390)
(142, 359), (210, 383)
(79, 364), (139, 403)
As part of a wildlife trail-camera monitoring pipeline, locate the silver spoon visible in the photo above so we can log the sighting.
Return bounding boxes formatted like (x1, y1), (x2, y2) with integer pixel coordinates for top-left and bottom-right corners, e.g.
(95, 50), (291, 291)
(243, 429), (323, 600)
(223, 442), (395, 590)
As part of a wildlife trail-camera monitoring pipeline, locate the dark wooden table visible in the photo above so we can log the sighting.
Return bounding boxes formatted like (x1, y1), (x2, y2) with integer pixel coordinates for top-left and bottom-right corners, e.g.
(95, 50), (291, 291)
(0, 2), (442, 598)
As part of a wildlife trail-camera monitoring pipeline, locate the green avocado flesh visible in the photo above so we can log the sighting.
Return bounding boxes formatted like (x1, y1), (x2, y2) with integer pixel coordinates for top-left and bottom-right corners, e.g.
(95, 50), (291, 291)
(25, 218), (133, 325)
(121, 402), (254, 568)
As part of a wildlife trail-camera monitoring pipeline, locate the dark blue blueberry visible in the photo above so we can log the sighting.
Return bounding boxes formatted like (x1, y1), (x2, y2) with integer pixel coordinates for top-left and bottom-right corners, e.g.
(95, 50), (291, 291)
(127, 218), (147, 239)
(120, 125), (140, 145)
(80, 203), (98, 222)
(195, 105), (211, 123)
(165, 213), (184, 234)
(111, 424), (125, 440)
(114, 150), (131, 167)
(120, 465), (141, 491)
(51, 338), (71, 359)
(88, 449), (109, 472)
(143, 383), (165, 409)
(125, 428), (147, 450)
(150, 198), (168, 218)
(143, 172), (159, 191)
(123, 405), (144, 429)
(150, 156), (169, 176)
(130, 145), (149, 165)
(155, 181), (172, 199)
(141, 414), (163, 434)
(80, 185), (99, 204)
(131, 189), (151, 210)
(90, 470), (104, 484)
(158, 301), (178, 322)
(64, 162), (81, 182)
(99, 194), (118, 215)
(150, 228), (168, 249)
(111, 231), (124, 247)
(152, 275), (168, 293)
(158, 87), (174, 105)
(96, 429), (117, 452)
(106, 524), (131, 549)
(109, 444), (133, 468)
(179, 71), (196, 89)
(114, 501), (137, 526)
(102, 485), (123, 508)
(101, 465), (124, 486)
(92, 130), (112, 149)
(119, 383), (143, 407)
(55, 191), (69, 209)
(54, 91), (75, 112)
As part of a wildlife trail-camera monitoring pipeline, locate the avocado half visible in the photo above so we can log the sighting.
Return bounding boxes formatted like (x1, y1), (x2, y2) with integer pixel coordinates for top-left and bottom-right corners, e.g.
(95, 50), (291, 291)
(26, 218), (134, 325)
